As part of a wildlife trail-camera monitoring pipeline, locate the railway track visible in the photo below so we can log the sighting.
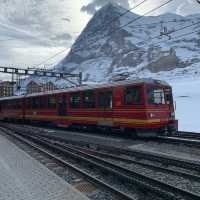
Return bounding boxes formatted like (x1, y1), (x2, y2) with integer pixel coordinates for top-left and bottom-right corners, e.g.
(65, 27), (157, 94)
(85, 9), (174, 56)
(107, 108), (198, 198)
(157, 136), (200, 148)
(176, 131), (200, 140)
(1, 125), (200, 200)
(0, 126), (136, 200)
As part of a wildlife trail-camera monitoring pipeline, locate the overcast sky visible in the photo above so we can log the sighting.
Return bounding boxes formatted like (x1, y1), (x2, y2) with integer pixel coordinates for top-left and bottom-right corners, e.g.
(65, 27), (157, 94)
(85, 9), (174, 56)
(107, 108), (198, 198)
(0, 0), (200, 80)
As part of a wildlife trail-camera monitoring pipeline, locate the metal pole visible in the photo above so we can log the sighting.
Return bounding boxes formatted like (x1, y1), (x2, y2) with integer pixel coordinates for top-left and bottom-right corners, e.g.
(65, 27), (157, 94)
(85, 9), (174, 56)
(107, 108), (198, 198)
(79, 72), (82, 86)
(11, 70), (14, 96)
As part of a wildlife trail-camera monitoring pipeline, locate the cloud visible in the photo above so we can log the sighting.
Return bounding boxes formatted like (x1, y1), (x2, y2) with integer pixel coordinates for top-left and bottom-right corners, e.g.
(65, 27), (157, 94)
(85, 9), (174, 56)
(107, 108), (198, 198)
(0, 0), (75, 69)
(81, 0), (130, 15)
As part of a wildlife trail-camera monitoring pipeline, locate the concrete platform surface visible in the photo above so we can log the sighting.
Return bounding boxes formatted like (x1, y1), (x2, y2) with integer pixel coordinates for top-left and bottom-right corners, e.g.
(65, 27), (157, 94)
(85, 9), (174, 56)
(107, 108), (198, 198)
(0, 132), (89, 200)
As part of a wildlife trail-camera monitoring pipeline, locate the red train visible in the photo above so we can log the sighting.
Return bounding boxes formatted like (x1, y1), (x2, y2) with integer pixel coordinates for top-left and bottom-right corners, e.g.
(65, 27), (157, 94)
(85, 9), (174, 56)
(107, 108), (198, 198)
(0, 79), (178, 136)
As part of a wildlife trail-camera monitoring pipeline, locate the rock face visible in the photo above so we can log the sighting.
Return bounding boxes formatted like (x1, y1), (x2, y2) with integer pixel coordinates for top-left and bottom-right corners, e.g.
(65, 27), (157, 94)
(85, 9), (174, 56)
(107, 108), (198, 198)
(57, 3), (200, 82)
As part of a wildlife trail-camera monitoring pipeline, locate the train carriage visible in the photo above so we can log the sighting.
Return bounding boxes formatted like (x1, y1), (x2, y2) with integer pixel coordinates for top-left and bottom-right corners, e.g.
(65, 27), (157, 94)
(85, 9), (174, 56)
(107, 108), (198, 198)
(0, 78), (178, 136)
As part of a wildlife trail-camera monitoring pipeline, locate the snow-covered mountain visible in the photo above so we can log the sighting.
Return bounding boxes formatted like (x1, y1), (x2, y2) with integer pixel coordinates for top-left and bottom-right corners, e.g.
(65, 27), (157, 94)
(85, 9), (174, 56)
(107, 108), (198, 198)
(57, 3), (200, 82)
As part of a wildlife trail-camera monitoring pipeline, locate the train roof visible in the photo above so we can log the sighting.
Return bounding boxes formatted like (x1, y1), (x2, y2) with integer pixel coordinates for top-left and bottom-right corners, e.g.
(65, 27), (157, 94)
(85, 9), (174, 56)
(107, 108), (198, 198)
(0, 78), (170, 101)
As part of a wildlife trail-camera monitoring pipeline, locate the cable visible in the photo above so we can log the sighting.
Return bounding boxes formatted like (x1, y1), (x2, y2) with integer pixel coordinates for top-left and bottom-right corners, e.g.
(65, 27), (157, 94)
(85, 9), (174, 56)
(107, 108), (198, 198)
(139, 20), (200, 45)
(129, 20), (177, 28)
(0, 38), (18, 42)
(74, 0), (149, 45)
(152, 29), (200, 46)
(33, 48), (68, 68)
(118, 0), (173, 30)
(36, 0), (174, 67)
(34, 1), (150, 67)
(71, 0), (174, 54)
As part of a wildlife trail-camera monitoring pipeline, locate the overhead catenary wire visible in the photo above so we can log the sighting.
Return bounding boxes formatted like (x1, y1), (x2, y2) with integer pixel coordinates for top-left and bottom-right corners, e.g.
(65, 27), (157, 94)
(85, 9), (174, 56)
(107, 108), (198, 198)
(35, 0), (151, 67)
(0, 38), (18, 42)
(32, 48), (69, 68)
(137, 20), (200, 46)
(71, 0), (174, 54)
(74, 0), (149, 44)
(152, 29), (200, 46)
(37, 0), (174, 67)
(115, 0), (173, 31)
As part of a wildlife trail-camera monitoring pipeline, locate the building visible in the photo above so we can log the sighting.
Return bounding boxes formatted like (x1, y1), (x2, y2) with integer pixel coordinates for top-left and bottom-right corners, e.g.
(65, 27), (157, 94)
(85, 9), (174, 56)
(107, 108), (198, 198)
(42, 82), (57, 92)
(0, 81), (13, 97)
(26, 80), (58, 94)
(26, 81), (42, 94)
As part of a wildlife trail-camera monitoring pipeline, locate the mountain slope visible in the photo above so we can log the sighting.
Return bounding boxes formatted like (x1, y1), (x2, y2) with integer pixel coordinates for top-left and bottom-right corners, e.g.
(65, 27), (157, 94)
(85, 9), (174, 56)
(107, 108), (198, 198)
(57, 3), (200, 82)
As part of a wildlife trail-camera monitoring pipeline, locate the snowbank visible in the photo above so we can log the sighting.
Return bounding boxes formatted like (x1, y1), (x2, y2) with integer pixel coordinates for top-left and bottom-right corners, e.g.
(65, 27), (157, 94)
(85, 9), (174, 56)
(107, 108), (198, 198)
(169, 77), (200, 132)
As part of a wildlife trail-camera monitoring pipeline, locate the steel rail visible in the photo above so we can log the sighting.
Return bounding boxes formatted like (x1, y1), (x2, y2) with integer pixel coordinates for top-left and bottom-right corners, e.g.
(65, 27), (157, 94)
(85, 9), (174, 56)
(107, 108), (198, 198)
(33, 132), (200, 171)
(2, 124), (200, 174)
(55, 141), (200, 182)
(0, 127), (135, 200)
(13, 131), (200, 200)
(157, 136), (200, 148)
(176, 132), (200, 140)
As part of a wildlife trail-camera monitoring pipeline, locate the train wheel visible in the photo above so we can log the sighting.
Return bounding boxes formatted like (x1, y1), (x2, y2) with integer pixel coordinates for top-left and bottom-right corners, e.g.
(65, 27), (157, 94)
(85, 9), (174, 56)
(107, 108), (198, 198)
(125, 128), (138, 138)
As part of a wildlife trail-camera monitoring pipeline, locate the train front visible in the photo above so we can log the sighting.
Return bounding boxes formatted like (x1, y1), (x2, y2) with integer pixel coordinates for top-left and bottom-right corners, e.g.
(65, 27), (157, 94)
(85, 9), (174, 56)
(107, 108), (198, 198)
(145, 80), (178, 136)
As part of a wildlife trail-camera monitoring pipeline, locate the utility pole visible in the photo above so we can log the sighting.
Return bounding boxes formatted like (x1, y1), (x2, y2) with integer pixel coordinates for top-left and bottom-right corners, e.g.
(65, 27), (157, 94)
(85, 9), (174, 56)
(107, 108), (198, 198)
(11, 69), (14, 96)
(79, 72), (82, 86)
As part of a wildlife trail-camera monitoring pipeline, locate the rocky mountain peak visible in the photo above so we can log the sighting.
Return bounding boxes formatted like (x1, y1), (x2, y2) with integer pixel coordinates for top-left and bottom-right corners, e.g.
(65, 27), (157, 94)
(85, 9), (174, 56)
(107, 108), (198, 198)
(58, 4), (200, 82)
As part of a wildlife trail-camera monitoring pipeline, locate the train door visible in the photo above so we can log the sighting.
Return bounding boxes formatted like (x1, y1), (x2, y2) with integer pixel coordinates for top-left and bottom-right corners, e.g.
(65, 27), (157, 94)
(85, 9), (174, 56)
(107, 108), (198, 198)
(98, 90), (113, 126)
(58, 94), (67, 116)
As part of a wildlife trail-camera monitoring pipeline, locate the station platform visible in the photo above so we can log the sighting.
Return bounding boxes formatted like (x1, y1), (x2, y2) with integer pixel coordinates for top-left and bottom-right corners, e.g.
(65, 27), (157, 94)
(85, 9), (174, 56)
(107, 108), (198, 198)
(0, 132), (89, 200)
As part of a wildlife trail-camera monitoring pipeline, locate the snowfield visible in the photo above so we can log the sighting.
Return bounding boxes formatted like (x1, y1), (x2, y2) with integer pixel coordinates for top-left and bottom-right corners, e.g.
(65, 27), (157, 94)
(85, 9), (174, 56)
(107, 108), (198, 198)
(168, 76), (200, 132)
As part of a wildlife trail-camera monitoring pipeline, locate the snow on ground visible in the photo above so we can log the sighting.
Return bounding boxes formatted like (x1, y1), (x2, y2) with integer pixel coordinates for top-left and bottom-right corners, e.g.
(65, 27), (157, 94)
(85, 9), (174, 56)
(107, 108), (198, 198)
(168, 76), (200, 132)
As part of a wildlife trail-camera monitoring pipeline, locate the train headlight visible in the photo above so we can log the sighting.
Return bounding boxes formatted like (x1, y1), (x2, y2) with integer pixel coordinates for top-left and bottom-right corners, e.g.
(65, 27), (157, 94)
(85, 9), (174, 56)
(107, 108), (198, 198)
(149, 113), (155, 118)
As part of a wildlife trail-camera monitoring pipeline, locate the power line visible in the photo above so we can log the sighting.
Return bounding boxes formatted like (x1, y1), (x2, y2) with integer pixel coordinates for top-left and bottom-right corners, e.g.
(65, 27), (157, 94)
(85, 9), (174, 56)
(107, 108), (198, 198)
(34, 1), (151, 67)
(74, 0), (149, 46)
(137, 20), (200, 46)
(117, 0), (173, 31)
(33, 48), (68, 68)
(36, 0), (174, 67)
(71, 0), (174, 54)
(0, 38), (18, 42)
(152, 29), (200, 46)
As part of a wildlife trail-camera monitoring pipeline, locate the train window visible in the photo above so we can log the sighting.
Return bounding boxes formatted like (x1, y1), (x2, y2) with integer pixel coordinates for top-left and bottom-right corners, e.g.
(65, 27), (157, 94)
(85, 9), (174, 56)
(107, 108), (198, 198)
(31, 97), (40, 109)
(4, 101), (8, 109)
(27, 98), (32, 109)
(70, 92), (81, 108)
(48, 96), (56, 109)
(148, 88), (165, 104)
(98, 91), (112, 109)
(14, 100), (21, 109)
(40, 96), (47, 108)
(83, 90), (95, 108)
(164, 88), (173, 105)
(125, 87), (141, 105)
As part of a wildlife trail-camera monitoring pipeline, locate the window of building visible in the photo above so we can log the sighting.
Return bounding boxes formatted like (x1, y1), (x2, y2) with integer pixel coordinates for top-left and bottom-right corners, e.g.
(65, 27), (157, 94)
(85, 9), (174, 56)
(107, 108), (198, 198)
(48, 96), (56, 109)
(70, 92), (81, 108)
(148, 88), (165, 105)
(125, 86), (141, 105)
(83, 90), (95, 108)
(98, 91), (112, 109)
